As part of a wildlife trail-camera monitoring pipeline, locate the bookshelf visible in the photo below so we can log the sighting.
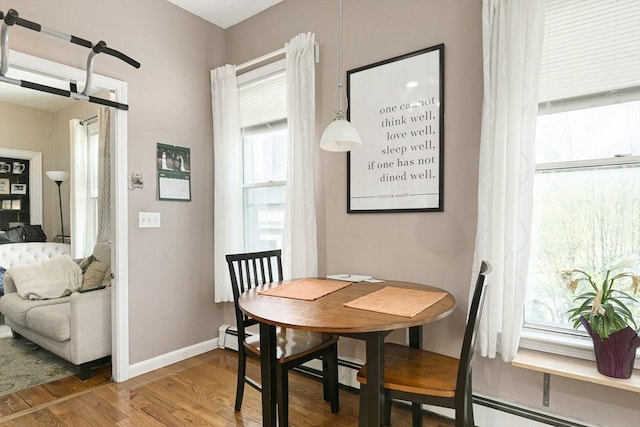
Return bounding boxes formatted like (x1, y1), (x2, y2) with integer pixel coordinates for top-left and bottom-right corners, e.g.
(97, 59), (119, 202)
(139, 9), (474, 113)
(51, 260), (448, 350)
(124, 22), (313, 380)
(0, 156), (30, 230)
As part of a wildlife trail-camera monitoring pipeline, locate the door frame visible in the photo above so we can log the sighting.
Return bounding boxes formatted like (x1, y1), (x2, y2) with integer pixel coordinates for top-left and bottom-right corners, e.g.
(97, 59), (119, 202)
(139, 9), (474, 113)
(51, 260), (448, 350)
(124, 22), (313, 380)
(8, 50), (130, 381)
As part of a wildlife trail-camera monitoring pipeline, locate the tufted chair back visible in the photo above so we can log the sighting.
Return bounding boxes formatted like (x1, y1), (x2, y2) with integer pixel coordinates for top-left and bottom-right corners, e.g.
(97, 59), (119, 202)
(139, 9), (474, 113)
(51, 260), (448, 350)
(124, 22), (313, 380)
(0, 242), (71, 268)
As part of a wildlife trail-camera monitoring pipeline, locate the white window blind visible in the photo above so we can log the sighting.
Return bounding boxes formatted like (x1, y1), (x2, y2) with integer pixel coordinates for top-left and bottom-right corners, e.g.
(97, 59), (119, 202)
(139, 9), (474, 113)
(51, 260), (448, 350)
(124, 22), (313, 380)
(538, 0), (640, 104)
(238, 69), (286, 129)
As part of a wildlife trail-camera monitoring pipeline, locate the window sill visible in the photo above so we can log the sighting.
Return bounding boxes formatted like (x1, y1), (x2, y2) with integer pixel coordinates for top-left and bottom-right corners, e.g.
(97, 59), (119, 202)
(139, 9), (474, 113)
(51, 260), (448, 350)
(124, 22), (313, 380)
(519, 327), (640, 369)
(513, 349), (640, 393)
(519, 327), (595, 360)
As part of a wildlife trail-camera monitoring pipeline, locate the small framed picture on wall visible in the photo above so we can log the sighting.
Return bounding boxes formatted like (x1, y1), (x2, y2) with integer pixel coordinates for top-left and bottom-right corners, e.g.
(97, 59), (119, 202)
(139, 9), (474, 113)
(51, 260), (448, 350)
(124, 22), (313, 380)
(10, 183), (27, 195)
(0, 178), (9, 195)
(11, 199), (21, 210)
(1, 200), (10, 210)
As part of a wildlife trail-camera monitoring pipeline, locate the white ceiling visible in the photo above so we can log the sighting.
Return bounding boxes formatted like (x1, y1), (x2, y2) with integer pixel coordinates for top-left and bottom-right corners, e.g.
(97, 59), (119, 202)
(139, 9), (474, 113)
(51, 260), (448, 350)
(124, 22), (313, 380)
(167, 0), (283, 29)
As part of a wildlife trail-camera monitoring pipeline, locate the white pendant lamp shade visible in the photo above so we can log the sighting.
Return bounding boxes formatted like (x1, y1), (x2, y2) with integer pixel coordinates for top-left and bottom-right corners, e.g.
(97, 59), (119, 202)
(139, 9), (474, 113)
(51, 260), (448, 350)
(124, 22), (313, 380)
(46, 170), (70, 182)
(320, 117), (362, 152)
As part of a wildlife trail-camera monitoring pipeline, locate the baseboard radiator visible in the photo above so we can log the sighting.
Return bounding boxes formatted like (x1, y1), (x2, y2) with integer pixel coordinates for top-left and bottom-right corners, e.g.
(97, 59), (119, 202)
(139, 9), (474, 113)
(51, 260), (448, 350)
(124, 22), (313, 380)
(218, 325), (592, 427)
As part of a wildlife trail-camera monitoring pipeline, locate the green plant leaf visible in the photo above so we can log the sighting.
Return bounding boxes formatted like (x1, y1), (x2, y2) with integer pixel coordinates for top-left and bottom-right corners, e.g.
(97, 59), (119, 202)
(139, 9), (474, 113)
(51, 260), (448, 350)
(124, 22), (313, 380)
(566, 258), (640, 338)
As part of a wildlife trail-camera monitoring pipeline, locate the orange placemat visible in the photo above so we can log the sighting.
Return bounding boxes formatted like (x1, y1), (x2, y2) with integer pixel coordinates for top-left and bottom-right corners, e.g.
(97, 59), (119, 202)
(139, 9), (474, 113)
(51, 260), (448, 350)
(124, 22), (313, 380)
(258, 279), (352, 301)
(343, 286), (448, 317)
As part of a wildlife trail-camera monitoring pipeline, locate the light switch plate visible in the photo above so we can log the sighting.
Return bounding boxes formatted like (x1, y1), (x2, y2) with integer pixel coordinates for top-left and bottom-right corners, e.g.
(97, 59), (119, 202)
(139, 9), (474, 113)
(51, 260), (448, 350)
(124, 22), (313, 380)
(138, 212), (161, 228)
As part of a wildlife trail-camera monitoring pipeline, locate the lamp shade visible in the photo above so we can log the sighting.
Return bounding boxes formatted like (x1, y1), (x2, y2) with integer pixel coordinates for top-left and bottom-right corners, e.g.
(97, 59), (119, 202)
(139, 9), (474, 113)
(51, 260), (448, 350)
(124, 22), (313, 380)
(320, 118), (362, 152)
(46, 170), (70, 182)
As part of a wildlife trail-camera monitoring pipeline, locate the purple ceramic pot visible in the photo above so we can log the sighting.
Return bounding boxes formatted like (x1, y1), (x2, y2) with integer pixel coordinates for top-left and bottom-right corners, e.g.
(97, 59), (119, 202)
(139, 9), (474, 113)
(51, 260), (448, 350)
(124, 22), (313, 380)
(580, 316), (640, 379)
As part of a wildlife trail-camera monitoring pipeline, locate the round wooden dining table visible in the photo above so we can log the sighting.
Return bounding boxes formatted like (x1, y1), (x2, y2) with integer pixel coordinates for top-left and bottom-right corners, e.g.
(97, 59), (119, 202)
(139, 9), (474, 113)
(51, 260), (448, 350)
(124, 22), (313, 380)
(238, 278), (455, 427)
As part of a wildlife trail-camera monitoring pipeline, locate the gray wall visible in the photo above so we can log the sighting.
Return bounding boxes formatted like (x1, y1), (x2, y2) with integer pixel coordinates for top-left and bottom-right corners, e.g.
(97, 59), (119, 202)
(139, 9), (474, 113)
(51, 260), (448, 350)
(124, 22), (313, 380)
(226, 1), (638, 426)
(0, 0), (226, 362)
(0, 102), (53, 235)
(1, 0), (637, 425)
(226, 0), (481, 372)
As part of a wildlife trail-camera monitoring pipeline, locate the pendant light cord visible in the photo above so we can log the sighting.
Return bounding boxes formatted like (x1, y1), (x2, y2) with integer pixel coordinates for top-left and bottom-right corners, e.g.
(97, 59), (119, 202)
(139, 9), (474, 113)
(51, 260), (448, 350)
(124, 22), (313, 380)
(320, 0), (362, 150)
(338, 0), (343, 89)
(334, 0), (347, 118)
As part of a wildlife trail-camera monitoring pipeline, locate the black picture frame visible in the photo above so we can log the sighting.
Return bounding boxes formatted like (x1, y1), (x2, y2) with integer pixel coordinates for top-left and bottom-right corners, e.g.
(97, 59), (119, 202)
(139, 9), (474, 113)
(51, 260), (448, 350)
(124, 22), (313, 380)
(347, 44), (444, 213)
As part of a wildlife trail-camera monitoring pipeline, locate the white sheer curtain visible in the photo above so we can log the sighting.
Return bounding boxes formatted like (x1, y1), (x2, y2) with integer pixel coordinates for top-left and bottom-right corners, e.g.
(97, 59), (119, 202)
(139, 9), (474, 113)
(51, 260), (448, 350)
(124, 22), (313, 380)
(472, 0), (545, 362)
(70, 119), (93, 258)
(96, 107), (111, 243)
(211, 64), (243, 303)
(283, 32), (318, 279)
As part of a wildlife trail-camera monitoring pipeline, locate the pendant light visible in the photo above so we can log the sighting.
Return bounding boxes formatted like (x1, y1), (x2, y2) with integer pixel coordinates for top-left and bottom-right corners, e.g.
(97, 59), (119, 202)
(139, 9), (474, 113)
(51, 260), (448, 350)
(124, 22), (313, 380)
(320, 0), (362, 152)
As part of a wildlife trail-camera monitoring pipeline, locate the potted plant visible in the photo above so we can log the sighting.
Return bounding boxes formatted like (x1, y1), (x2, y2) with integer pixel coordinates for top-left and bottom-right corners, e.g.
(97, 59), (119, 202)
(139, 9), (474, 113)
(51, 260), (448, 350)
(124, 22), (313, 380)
(562, 254), (640, 379)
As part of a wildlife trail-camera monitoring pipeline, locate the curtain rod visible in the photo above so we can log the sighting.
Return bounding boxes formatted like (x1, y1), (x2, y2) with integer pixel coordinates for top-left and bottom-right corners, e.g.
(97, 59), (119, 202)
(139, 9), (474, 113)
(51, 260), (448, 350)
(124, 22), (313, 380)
(236, 43), (319, 72)
(237, 47), (285, 72)
(80, 115), (97, 125)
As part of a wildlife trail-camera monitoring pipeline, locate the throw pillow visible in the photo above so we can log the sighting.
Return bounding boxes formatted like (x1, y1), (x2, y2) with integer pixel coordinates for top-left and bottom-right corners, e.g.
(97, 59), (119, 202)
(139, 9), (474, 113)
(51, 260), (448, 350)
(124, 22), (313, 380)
(82, 261), (109, 290)
(74, 255), (95, 273)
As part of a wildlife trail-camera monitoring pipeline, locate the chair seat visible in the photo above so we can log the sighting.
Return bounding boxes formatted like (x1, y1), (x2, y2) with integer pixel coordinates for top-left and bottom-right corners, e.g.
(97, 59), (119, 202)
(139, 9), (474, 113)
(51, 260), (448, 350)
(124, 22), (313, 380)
(357, 342), (458, 398)
(245, 328), (339, 364)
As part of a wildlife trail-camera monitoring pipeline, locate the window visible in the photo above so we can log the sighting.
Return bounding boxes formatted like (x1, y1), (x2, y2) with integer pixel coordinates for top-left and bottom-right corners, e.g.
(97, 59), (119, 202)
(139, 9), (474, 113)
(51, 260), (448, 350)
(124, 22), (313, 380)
(70, 118), (100, 258)
(86, 121), (100, 243)
(525, 102), (640, 332)
(523, 0), (640, 351)
(237, 61), (287, 252)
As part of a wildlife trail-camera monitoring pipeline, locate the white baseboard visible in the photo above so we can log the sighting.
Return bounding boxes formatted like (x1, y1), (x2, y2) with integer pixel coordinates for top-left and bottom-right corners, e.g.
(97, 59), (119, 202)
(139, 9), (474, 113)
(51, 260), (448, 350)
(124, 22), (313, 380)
(218, 324), (237, 350)
(128, 337), (219, 379)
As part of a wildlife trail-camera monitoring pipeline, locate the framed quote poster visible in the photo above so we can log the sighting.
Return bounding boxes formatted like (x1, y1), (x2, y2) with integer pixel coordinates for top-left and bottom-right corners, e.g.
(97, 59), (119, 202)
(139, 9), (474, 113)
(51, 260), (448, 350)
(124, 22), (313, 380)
(347, 44), (444, 213)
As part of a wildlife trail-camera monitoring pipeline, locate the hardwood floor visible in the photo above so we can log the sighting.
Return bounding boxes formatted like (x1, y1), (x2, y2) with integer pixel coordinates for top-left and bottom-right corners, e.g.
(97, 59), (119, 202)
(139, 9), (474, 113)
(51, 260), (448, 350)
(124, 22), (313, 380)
(0, 349), (455, 426)
(0, 364), (112, 420)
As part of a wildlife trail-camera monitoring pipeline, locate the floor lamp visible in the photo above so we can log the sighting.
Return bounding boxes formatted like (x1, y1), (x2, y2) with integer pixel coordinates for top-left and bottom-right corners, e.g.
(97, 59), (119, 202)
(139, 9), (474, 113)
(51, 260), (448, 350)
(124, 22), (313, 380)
(46, 170), (70, 243)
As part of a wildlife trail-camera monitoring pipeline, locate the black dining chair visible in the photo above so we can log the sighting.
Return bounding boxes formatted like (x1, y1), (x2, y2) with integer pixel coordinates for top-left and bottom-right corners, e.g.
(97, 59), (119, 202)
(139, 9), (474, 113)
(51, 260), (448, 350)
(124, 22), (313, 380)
(226, 250), (339, 425)
(357, 261), (492, 427)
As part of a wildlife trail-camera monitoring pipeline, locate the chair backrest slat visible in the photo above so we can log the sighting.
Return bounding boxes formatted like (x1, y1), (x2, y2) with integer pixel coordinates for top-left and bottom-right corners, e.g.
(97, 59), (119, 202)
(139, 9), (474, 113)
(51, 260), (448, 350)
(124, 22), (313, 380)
(226, 250), (284, 342)
(263, 256), (273, 283)
(456, 261), (491, 398)
(250, 258), (258, 285)
(240, 261), (249, 293)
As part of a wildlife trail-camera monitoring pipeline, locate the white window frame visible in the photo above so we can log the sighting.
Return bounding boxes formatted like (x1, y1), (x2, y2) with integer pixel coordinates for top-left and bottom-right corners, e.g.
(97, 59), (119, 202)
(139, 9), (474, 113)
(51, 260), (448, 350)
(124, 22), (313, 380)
(520, 94), (640, 367)
(70, 117), (101, 258)
(520, 0), (640, 365)
(237, 60), (287, 252)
